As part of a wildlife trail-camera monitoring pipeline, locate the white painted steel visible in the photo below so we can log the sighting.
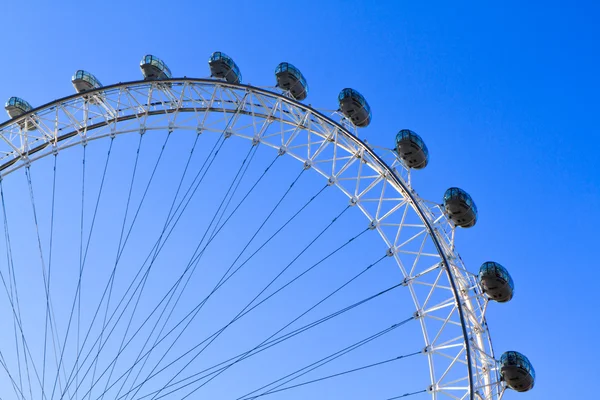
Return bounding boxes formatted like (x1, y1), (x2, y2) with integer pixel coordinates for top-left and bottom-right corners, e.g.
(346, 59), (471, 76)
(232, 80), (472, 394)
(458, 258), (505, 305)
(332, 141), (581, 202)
(0, 79), (504, 399)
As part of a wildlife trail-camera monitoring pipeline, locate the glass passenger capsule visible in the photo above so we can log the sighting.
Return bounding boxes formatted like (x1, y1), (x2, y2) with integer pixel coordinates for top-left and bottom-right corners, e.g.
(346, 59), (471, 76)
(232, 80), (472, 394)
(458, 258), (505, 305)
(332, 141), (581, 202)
(208, 52), (242, 84)
(443, 187), (478, 228)
(72, 70), (103, 93)
(338, 88), (371, 127)
(275, 62), (308, 101)
(140, 55), (172, 81)
(395, 129), (429, 169)
(500, 351), (535, 392)
(479, 261), (514, 302)
(5, 97), (36, 130)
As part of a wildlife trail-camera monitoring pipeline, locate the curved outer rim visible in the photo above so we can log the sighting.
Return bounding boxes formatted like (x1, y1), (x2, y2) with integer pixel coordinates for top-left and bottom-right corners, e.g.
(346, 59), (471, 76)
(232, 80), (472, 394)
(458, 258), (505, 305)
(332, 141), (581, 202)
(0, 78), (501, 399)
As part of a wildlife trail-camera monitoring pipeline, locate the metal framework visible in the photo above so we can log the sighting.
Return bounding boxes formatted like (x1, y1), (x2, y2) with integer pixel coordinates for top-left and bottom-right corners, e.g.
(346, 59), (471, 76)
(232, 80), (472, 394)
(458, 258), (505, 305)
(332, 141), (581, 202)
(0, 79), (504, 399)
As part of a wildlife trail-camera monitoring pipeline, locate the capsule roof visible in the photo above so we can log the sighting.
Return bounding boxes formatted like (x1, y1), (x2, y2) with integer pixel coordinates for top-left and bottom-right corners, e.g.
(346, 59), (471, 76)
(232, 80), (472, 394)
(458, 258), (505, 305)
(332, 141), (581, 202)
(479, 262), (514, 289)
(209, 51), (242, 83)
(5, 97), (32, 113)
(500, 351), (535, 391)
(338, 88), (371, 112)
(275, 62), (308, 94)
(338, 88), (372, 127)
(443, 187), (478, 228)
(444, 187), (478, 214)
(479, 261), (514, 302)
(395, 129), (429, 169)
(396, 130), (428, 154)
(72, 70), (103, 91)
(140, 55), (172, 79)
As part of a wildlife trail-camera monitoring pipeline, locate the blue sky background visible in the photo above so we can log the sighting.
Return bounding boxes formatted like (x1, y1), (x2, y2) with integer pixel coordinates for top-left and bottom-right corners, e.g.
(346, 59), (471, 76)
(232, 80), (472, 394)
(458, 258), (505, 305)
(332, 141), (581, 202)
(0, 1), (598, 399)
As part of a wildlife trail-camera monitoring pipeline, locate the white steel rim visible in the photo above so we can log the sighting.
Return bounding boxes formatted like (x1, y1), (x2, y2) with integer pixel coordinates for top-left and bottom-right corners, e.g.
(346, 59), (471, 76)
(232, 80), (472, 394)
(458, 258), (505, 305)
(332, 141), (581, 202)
(0, 79), (503, 400)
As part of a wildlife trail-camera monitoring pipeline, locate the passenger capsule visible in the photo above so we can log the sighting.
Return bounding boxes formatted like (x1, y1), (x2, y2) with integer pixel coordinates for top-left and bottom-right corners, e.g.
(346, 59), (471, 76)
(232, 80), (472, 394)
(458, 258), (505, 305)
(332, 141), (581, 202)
(275, 62), (308, 101)
(140, 55), (172, 81)
(395, 129), (429, 169)
(443, 187), (478, 228)
(5, 97), (36, 130)
(479, 262), (514, 302)
(500, 351), (535, 392)
(72, 70), (103, 93)
(338, 88), (371, 127)
(208, 52), (242, 84)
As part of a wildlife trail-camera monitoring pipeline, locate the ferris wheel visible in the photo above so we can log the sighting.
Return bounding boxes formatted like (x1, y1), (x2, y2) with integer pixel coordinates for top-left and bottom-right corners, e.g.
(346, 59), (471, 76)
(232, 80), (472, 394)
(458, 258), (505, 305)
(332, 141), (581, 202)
(0, 52), (535, 400)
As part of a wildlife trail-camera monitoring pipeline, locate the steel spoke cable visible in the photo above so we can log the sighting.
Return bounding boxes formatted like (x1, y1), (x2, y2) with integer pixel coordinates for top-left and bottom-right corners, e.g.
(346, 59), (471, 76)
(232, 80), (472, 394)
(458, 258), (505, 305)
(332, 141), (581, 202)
(116, 144), (261, 400)
(237, 317), (416, 400)
(42, 154), (59, 400)
(4, 175), (25, 397)
(70, 131), (215, 388)
(133, 263), (403, 400)
(59, 132), (172, 399)
(97, 137), (247, 396)
(240, 351), (421, 398)
(0, 180), (32, 400)
(76, 145), (87, 400)
(110, 142), (258, 400)
(0, 353), (27, 400)
(174, 246), (381, 400)
(123, 172), (321, 399)
(143, 207), (362, 400)
(63, 138), (269, 400)
(79, 138), (115, 399)
(51, 140), (114, 400)
(56, 133), (144, 400)
(32, 154), (78, 399)
(23, 165), (66, 400)
(385, 389), (428, 399)
(85, 157), (303, 400)
(85, 128), (227, 364)
(65, 106), (252, 399)
(96, 131), (202, 400)
(87, 132), (173, 399)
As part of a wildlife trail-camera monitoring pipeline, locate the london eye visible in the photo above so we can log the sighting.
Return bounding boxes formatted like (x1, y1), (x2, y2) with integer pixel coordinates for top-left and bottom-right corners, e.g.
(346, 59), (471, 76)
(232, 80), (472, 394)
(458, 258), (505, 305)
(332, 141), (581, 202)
(0, 52), (534, 400)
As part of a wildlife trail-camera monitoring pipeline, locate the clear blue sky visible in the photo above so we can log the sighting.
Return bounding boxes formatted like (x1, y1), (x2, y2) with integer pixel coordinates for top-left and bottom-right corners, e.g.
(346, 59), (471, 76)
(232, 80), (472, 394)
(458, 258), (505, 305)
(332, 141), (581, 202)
(0, 1), (598, 399)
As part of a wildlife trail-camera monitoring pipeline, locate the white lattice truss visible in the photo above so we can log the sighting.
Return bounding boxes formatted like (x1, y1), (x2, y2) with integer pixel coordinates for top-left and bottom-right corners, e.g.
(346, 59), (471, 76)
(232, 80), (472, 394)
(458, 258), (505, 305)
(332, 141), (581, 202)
(0, 79), (505, 400)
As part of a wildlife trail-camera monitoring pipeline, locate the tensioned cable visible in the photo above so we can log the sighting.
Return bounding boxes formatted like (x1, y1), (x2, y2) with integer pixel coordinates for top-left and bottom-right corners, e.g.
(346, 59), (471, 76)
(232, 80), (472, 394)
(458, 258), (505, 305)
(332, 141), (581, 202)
(97, 131), (204, 400)
(237, 317), (416, 400)
(51, 140), (115, 400)
(132, 280), (405, 400)
(184, 247), (383, 400)
(85, 161), (308, 400)
(88, 132), (173, 398)
(142, 210), (365, 400)
(243, 351), (421, 398)
(76, 144), (87, 400)
(92, 135), (243, 398)
(117, 144), (262, 400)
(42, 154), (59, 400)
(9, 171), (27, 397)
(85, 108), (239, 376)
(386, 389), (428, 399)
(123, 170), (321, 399)
(78, 138), (115, 399)
(25, 165), (68, 400)
(58, 133), (145, 400)
(63, 141), (274, 400)
(0, 179), (32, 400)
(64, 99), (254, 399)
(88, 167), (314, 399)
(110, 142), (258, 400)
(136, 256), (399, 400)
(59, 131), (173, 399)
(70, 131), (217, 395)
